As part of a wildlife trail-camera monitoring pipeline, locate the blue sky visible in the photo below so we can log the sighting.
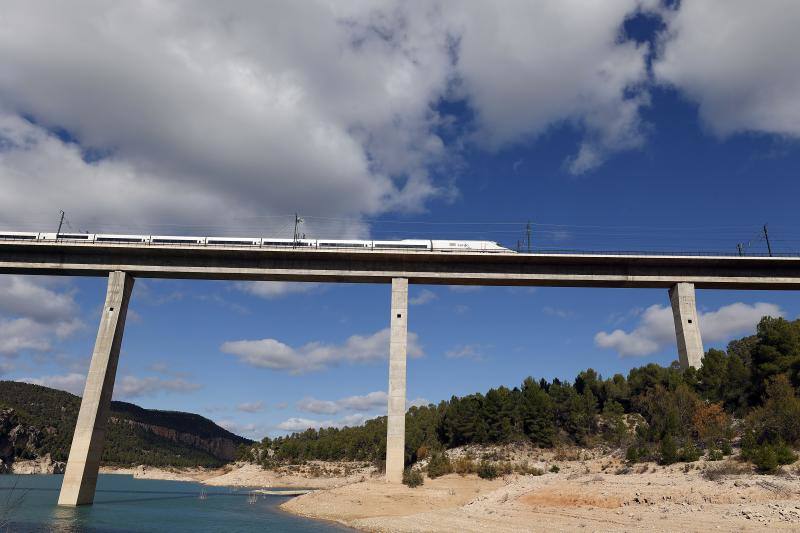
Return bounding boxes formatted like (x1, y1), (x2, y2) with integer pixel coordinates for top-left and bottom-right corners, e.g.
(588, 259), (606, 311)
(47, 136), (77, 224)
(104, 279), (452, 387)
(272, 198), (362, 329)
(1, 1), (799, 439)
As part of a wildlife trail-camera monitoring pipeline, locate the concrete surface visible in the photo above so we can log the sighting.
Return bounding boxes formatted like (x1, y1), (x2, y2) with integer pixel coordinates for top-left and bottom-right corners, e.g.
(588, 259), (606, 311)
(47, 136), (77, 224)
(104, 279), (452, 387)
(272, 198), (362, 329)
(58, 271), (134, 506)
(1, 240), (799, 289)
(386, 278), (408, 483)
(669, 282), (705, 369)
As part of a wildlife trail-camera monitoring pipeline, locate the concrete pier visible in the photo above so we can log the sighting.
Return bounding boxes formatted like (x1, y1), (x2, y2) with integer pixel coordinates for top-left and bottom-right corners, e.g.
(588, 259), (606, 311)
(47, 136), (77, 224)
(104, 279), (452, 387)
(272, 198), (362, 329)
(669, 282), (704, 369)
(385, 277), (408, 483)
(58, 271), (134, 506)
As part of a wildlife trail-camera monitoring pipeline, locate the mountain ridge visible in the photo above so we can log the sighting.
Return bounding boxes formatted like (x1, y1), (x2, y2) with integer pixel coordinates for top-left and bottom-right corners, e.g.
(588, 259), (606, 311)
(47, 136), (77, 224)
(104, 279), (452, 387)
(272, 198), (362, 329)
(0, 380), (251, 470)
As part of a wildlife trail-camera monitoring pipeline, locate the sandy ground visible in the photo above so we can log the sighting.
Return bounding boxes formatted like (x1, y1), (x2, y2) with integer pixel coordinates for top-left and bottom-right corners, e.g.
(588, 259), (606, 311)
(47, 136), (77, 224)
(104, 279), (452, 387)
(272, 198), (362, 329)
(280, 447), (800, 532)
(101, 460), (376, 489)
(99, 448), (800, 531)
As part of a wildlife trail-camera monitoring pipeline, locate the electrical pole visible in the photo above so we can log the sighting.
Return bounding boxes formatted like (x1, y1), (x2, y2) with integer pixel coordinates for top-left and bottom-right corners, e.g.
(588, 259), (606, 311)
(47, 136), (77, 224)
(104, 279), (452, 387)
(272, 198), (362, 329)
(763, 224), (773, 257)
(526, 220), (532, 253)
(292, 213), (303, 248)
(56, 210), (65, 238)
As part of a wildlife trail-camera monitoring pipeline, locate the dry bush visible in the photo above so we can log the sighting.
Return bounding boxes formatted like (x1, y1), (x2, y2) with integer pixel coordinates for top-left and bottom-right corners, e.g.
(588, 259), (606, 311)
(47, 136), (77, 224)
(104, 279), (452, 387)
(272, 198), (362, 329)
(554, 448), (581, 461)
(702, 461), (751, 481)
(453, 456), (476, 476)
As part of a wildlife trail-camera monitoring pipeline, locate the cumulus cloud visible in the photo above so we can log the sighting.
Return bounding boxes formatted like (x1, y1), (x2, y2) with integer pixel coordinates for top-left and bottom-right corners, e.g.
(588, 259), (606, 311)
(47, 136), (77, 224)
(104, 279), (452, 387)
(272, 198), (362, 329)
(297, 391), (388, 415)
(279, 395), (429, 432)
(0, 277), (83, 362)
(447, 0), (655, 173)
(0, 2), (455, 233)
(217, 420), (259, 437)
(233, 282), (321, 299)
(445, 344), (485, 361)
(654, 1), (800, 138)
(221, 328), (423, 374)
(409, 289), (438, 306)
(595, 302), (782, 357)
(20, 372), (87, 396)
(277, 413), (372, 432)
(115, 375), (202, 399)
(237, 401), (265, 413)
(0, 0), (666, 238)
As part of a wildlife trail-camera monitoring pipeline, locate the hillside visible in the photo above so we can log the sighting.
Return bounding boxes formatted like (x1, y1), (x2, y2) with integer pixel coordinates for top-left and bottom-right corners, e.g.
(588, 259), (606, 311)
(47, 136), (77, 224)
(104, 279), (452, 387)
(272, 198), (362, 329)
(0, 381), (251, 470)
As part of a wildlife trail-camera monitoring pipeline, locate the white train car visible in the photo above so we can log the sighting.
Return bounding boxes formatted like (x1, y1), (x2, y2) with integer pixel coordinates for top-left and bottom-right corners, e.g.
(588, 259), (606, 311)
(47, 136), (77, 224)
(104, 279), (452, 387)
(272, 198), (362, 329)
(0, 231), (514, 253)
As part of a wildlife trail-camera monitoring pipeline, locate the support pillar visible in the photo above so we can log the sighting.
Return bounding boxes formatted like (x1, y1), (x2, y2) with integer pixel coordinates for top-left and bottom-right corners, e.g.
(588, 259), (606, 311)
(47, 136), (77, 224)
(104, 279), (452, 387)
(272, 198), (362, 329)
(385, 278), (408, 483)
(669, 282), (704, 369)
(58, 271), (134, 506)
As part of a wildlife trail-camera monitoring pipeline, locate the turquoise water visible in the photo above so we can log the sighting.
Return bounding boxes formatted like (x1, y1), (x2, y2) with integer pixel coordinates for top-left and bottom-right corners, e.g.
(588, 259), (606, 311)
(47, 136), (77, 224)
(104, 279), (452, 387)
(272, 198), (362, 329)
(0, 474), (353, 532)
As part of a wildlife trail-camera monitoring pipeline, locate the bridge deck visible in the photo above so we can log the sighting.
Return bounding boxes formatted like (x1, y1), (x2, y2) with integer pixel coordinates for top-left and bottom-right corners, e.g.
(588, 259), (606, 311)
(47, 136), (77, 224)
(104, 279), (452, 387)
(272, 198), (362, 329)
(1, 240), (799, 289)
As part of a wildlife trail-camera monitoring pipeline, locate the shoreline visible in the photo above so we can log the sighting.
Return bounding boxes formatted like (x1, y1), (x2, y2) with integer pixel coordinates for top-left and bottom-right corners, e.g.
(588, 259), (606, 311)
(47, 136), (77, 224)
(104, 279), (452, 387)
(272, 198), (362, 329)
(12, 448), (800, 531)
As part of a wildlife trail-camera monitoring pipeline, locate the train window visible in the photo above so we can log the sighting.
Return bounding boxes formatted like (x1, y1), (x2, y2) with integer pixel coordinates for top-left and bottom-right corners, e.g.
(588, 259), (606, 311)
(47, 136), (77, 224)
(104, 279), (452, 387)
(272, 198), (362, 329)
(207, 240), (254, 245)
(152, 239), (198, 244)
(0, 234), (36, 240)
(96, 237), (143, 242)
(58, 234), (89, 239)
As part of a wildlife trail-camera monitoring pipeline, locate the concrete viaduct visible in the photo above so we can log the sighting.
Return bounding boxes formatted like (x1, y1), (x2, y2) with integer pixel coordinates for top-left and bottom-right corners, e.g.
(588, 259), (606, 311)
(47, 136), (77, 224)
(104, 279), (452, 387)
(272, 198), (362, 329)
(1, 239), (799, 505)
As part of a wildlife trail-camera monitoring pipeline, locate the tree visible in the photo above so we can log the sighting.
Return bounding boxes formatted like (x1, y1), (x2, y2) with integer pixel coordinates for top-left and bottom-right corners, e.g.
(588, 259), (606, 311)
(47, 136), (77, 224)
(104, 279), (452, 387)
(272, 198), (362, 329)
(520, 378), (555, 447)
(751, 317), (800, 399)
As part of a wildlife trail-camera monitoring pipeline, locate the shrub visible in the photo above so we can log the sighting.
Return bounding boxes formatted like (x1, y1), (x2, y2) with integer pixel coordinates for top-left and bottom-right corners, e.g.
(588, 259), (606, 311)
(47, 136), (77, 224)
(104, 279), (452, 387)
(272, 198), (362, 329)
(774, 441), (798, 466)
(549, 464), (560, 473)
(625, 444), (640, 463)
(477, 461), (499, 480)
(707, 448), (724, 461)
(702, 461), (751, 481)
(752, 445), (779, 474)
(659, 435), (678, 465)
(403, 468), (423, 488)
(720, 439), (733, 456)
(453, 456), (476, 476)
(678, 440), (701, 462)
(427, 452), (453, 479)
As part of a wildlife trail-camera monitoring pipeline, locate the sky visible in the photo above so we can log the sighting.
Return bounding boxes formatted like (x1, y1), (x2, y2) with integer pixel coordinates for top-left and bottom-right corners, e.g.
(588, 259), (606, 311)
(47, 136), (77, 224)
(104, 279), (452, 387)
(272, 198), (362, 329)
(1, 0), (800, 440)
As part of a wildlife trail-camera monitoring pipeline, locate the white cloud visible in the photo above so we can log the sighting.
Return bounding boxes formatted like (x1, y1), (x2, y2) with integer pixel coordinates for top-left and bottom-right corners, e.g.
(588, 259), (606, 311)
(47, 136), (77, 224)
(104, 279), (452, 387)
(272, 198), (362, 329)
(654, 1), (800, 138)
(221, 328), (423, 374)
(233, 282), (321, 299)
(20, 372), (87, 396)
(0, 2), (454, 233)
(277, 413), (372, 432)
(297, 391), (387, 415)
(409, 289), (438, 306)
(279, 395), (430, 432)
(114, 375), (202, 399)
(217, 420), (258, 437)
(447, 0), (655, 173)
(595, 302), (782, 357)
(445, 344), (485, 361)
(0, 276), (83, 359)
(408, 397), (431, 409)
(237, 401), (265, 413)
(0, 1), (664, 239)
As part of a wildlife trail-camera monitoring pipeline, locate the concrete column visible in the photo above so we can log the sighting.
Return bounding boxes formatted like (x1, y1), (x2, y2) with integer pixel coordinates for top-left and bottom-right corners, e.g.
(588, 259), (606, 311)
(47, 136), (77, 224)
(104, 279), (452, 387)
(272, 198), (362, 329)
(385, 277), (408, 483)
(58, 271), (134, 506)
(669, 282), (704, 369)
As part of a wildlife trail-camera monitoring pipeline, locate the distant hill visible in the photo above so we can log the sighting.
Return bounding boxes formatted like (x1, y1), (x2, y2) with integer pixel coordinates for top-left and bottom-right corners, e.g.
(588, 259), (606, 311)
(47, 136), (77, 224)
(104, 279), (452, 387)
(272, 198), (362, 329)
(0, 381), (252, 469)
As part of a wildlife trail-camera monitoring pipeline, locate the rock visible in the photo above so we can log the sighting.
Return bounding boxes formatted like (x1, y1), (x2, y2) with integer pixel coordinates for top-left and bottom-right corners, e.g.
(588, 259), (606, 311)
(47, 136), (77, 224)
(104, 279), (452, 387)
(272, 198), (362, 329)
(11, 453), (65, 474)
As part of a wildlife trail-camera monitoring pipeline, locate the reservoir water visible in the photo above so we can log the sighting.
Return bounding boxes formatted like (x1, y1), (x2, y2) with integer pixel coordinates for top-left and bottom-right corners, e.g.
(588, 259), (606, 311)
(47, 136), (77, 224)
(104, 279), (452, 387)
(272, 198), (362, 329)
(0, 474), (353, 532)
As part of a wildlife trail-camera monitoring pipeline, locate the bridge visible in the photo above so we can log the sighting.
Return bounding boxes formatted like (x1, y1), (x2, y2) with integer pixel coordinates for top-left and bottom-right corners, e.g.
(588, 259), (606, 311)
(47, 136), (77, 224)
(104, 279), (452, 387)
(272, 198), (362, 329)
(1, 238), (799, 505)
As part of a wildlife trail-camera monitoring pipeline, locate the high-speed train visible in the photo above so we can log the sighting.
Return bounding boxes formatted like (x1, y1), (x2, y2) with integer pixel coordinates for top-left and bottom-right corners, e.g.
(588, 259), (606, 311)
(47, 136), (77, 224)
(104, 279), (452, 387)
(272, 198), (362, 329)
(0, 231), (514, 253)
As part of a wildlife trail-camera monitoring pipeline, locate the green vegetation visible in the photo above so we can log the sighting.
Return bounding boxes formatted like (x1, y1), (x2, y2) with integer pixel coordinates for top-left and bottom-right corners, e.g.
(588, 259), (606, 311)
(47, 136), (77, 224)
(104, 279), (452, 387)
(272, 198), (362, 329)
(0, 381), (251, 468)
(250, 316), (800, 474)
(402, 467), (423, 487)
